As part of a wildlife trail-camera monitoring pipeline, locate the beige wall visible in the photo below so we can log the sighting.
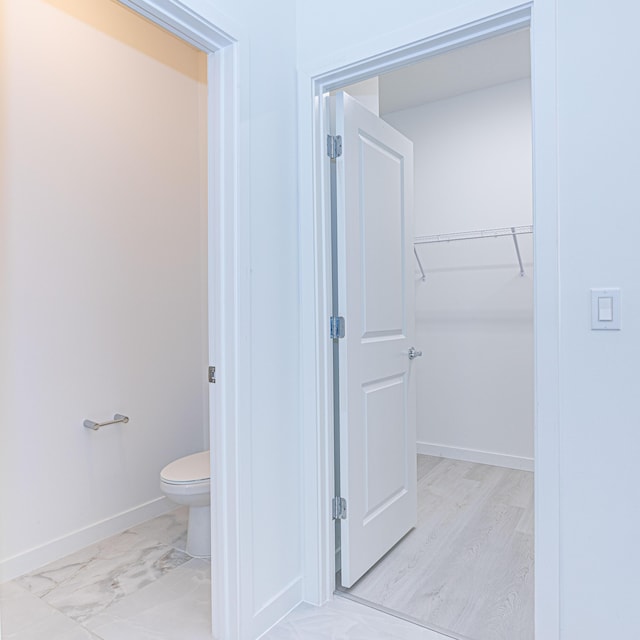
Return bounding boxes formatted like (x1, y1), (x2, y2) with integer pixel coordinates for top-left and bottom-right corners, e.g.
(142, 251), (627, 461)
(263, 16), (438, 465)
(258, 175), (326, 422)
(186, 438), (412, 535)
(0, 0), (208, 577)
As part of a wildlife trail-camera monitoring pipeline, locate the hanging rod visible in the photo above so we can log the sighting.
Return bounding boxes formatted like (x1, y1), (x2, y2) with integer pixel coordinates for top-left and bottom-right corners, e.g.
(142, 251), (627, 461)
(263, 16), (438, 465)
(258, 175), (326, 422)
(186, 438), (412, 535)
(84, 414), (129, 431)
(414, 225), (532, 278)
(414, 225), (532, 245)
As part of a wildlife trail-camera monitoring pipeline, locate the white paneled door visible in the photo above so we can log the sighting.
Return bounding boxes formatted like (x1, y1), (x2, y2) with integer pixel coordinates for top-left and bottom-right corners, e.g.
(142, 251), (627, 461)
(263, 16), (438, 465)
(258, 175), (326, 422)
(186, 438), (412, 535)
(333, 92), (417, 588)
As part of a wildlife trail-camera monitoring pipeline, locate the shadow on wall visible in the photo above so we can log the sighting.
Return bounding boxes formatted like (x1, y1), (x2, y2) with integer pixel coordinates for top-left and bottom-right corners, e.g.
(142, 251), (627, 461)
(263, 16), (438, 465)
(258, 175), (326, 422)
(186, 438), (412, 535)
(42, 0), (206, 81)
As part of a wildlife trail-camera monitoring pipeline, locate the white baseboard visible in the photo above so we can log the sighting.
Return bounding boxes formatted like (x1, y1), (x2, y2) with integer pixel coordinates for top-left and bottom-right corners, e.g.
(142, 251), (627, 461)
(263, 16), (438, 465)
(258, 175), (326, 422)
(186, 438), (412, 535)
(417, 441), (534, 472)
(0, 497), (174, 582)
(254, 576), (303, 639)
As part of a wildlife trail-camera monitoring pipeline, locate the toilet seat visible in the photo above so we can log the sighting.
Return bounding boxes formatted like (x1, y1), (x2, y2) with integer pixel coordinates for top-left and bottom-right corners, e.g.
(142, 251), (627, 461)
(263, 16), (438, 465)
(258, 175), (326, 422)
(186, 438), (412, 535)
(159, 450), (211, 557)
(160, 450), (210, 485)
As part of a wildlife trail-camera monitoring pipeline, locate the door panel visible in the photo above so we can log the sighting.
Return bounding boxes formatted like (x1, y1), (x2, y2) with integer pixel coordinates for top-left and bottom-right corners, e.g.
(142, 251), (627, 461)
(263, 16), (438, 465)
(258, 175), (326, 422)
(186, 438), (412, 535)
(363, 376), (407, 519)
(360, 133), (405, 338)
(334, 91), (416, 588)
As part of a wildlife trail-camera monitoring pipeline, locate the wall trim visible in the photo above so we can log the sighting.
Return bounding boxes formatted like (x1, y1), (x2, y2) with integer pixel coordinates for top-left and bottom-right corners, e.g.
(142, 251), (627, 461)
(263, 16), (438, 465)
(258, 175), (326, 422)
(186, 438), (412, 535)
(254, 577), (304, 639)
(417, 442), (534, 472)
(0, 497), (173, 583)
(117, 0), (238, 51)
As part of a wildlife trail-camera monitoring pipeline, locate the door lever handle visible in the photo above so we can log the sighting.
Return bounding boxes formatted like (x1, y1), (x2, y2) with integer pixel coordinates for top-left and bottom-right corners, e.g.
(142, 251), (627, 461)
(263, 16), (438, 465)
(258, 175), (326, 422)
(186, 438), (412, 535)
(408, 347), (423, 360)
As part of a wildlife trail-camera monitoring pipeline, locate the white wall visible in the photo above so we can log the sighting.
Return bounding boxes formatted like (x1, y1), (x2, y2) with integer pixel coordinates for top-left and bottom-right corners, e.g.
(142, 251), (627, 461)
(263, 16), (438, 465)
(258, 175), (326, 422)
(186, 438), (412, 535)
(555, 2), (640, 637)
(297, 0), (466, 73)
(342, 78), (380, 116)
(383, 78), (534, 469)
(0, 0), (209, 578)
(196, 0), (302, 636)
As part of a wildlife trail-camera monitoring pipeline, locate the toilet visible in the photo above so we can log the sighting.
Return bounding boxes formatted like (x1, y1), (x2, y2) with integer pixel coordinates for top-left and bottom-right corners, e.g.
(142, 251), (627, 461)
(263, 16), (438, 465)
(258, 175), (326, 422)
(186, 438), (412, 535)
(160, 450), (211, 557)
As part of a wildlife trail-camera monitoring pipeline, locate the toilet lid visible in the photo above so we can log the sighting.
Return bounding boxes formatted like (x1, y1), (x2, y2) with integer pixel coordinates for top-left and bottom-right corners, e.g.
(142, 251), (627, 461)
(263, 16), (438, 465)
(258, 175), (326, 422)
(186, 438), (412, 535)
(161, 451), (210, 484)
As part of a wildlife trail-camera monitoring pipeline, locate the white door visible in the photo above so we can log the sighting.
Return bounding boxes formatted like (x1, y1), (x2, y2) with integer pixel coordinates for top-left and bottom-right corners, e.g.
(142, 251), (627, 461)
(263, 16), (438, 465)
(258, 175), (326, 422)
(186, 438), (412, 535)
(333, 92), (417, 588)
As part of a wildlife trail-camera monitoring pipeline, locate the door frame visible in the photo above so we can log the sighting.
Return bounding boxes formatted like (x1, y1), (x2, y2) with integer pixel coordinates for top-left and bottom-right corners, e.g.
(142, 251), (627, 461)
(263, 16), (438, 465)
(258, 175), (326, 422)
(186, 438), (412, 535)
(116, 2), (244, 638)
(298, 3), (561, 639)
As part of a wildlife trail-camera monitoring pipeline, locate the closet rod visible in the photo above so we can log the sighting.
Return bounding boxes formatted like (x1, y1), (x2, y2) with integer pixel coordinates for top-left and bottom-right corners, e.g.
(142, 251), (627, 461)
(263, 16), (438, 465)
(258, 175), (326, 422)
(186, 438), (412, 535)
(413, 224), (532, 278)
(414, 224), (532, 245)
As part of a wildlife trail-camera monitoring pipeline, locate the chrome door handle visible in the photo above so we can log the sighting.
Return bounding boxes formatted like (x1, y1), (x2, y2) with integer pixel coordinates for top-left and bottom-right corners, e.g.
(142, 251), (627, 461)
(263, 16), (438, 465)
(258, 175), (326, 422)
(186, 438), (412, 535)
(408, 347), (423, 360)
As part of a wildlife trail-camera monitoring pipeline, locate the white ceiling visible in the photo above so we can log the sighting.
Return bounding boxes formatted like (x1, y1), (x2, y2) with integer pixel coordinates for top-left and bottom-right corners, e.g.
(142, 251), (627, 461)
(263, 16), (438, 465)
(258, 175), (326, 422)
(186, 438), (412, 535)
(379, 29), (531, 115)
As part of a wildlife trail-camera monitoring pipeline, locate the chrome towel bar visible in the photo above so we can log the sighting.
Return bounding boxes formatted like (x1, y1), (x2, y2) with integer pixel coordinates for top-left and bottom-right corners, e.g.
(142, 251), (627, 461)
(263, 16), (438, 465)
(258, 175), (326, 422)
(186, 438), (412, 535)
(84, 414), (129, 431)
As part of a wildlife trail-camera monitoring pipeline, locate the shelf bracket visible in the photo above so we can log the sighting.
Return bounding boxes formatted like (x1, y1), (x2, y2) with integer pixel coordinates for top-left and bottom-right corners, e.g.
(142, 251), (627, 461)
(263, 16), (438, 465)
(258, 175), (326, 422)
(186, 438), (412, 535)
(510, 227), (525, 277)
(414, 246), (426, 281)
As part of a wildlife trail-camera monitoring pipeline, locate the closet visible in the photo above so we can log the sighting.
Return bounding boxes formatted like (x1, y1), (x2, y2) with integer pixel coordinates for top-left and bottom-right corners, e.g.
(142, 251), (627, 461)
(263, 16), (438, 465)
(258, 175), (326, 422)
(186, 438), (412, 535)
(386, 73), (534, 470)
(334, 28), (534, 640)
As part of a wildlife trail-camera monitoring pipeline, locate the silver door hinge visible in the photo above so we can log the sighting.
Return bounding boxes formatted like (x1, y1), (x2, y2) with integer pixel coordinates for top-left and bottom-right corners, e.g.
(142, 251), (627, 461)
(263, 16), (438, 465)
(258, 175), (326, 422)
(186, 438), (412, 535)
(208, 366), (216, 383)
(330, 315), (345, 340)
(327, 134), (342, 159)
(332, 496), (347, 520)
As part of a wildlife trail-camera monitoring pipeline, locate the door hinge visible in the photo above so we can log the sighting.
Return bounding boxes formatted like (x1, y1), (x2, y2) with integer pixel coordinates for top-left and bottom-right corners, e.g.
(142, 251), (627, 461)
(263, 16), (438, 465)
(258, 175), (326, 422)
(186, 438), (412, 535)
(332, 496), (347, 520)
(327, 134), (343, 159)
(330, 315), (345, 340)
(208, 366), (216, 384)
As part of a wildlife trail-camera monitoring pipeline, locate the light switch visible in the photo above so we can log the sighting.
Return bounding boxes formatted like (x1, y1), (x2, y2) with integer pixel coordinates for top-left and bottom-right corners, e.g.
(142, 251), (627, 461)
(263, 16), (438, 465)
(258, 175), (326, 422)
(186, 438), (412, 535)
(591, 288), (620, 330)
(598, 296), (613, 321)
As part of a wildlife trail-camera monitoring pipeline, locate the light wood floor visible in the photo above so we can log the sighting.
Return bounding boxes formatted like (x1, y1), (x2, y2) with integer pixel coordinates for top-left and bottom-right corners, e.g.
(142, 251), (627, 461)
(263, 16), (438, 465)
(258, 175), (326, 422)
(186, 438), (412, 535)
(339, 455), (534, 640)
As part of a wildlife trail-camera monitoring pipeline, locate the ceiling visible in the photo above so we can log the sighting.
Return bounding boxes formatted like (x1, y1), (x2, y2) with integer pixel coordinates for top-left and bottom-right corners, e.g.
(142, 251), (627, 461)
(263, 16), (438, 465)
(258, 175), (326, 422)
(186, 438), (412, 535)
(379, 29), (531, 115)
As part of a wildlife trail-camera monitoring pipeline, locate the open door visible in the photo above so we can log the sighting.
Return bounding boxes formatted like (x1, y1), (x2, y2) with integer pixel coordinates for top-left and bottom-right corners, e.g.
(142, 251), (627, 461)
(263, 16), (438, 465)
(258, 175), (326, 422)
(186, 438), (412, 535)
(332, 92), (417, 588)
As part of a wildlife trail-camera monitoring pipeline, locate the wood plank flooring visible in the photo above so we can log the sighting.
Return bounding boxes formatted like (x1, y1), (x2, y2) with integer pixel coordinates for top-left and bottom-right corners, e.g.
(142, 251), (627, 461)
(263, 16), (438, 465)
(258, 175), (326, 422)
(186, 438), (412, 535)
(339, 456), (534, 640)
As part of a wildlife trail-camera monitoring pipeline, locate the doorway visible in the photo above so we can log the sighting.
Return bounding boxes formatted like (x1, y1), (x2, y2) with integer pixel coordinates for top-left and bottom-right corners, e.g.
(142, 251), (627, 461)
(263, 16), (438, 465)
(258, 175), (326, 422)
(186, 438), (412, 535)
(330, 28), (534, 640)
(290, 2), (561, 636)
(113, 4), (242, 637)
(0, 0), (241, 637)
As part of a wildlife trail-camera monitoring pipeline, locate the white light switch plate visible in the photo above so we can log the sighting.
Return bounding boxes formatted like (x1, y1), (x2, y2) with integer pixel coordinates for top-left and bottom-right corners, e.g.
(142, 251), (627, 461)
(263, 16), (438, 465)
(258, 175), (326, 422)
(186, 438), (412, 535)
(591, 288), (621, 330)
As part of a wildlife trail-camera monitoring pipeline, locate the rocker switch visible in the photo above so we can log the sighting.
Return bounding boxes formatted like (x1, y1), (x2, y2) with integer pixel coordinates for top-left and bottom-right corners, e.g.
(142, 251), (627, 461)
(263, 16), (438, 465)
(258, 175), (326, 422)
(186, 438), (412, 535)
(598, 296), (613, 322)
(591, 288), (620, 330)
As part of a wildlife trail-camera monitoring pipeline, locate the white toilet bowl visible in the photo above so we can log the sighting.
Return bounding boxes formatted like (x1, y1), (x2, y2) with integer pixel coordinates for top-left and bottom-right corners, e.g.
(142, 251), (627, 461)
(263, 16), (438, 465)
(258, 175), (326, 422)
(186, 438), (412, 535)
(160, 450), (210, 557)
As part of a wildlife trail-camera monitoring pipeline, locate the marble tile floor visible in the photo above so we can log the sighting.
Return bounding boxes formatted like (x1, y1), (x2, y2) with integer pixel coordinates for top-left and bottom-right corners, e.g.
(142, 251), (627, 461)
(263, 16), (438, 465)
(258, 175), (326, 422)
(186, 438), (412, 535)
(0, 507), (212, 640)
(0, 458), (529, 640)
(264, 598), (456, 640)
(0, 503), (473, 640)
(0, 509), (457, 640)
(1, 573), (457, 640)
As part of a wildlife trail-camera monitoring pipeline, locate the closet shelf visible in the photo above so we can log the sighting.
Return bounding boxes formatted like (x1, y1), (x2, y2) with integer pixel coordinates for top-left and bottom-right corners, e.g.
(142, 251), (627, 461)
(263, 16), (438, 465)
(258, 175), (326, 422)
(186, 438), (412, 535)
(414, 225), (533, 280)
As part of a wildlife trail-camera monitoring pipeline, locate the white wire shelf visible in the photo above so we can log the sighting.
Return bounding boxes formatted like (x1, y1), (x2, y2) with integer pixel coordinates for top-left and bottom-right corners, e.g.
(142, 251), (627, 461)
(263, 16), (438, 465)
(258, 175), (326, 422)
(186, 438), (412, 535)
(414, 225), (533, 280)
(415, 225), (532, 245)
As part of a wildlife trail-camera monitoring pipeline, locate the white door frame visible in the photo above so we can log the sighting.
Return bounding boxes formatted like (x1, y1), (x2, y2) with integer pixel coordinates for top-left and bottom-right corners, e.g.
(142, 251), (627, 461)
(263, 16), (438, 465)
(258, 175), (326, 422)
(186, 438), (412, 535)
(298, 2), (561, 639)
(116, 2), (244, 638)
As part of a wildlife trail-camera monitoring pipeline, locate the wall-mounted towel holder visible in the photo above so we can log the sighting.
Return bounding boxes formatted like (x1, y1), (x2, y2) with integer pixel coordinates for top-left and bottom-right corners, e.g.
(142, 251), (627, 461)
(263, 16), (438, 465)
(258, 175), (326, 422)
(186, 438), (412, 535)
(84, 414), (129, 431)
